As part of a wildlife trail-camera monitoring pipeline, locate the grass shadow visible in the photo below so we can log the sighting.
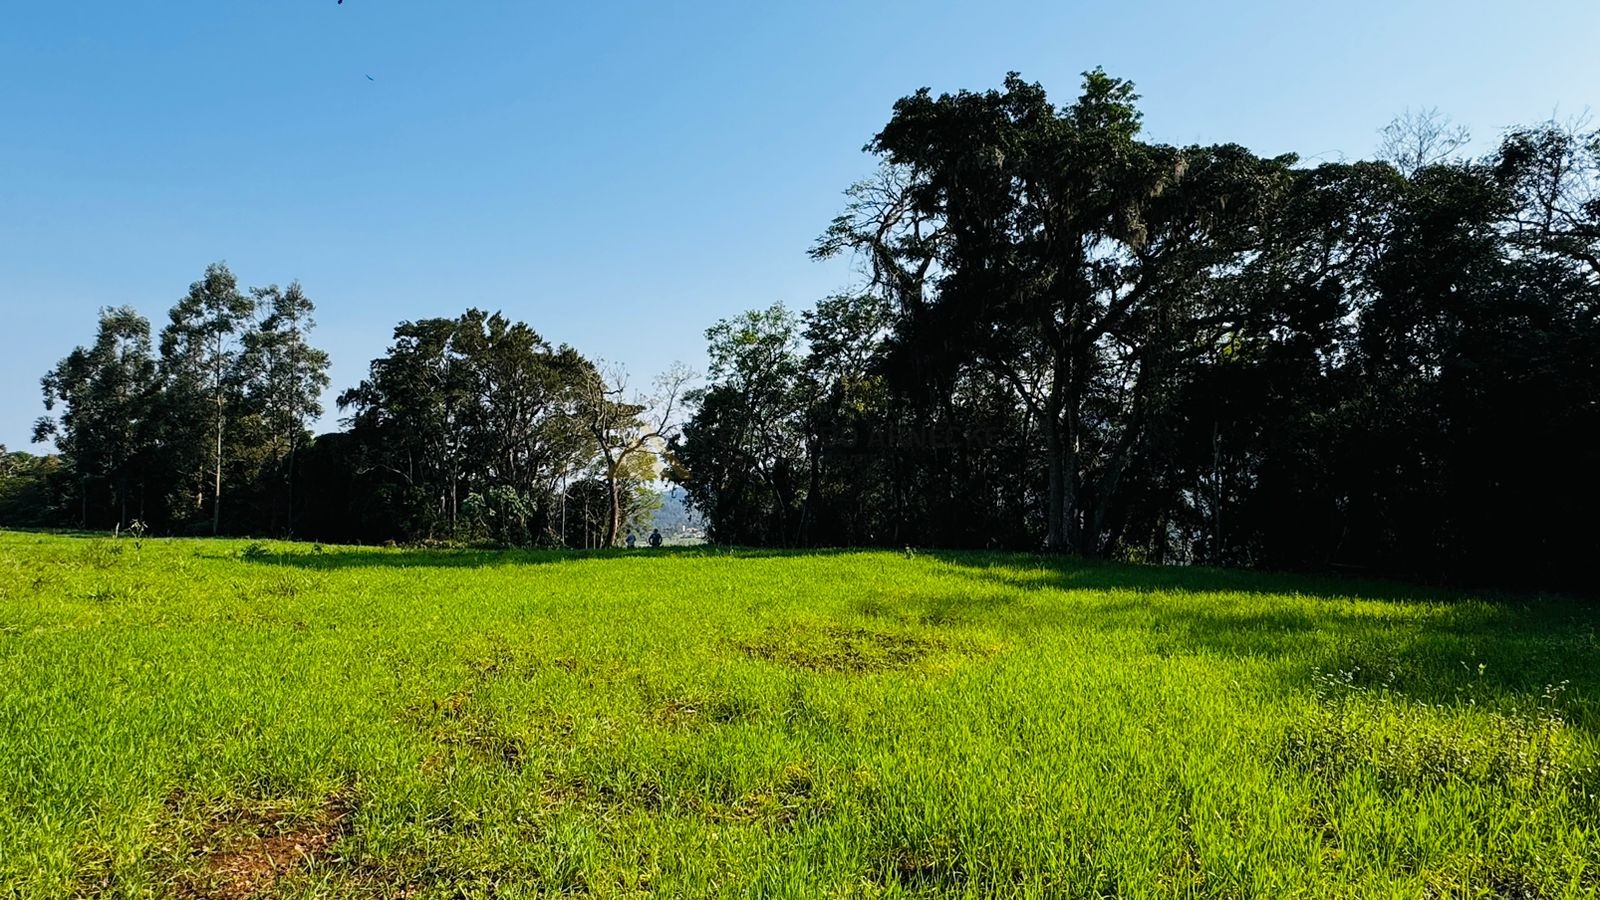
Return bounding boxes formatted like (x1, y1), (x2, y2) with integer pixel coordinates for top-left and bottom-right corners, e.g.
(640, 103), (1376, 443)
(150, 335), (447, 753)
(939, 553), (1600, 728)
(225, 544), (862, 570)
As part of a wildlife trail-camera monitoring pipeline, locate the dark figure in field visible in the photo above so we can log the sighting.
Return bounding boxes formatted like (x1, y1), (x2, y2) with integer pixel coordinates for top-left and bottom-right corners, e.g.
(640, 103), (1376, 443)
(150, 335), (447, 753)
(625, 532), (636, 549)
(649, 529), (663, 548)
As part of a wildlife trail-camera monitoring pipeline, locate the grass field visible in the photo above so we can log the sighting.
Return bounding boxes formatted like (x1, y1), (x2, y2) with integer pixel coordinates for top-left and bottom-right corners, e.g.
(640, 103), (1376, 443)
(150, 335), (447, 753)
(1, 531), (1597, 898)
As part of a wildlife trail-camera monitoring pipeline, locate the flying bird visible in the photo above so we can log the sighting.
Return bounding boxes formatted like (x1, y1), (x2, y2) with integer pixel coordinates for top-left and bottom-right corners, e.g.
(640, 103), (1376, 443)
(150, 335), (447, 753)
(366, 74), (375, 81)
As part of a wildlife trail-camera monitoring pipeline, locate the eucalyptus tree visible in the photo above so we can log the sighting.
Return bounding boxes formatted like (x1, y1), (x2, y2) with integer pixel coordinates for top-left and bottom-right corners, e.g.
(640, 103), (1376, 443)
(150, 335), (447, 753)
(240, 281), (331, 534)
(159, 263), (256, 534)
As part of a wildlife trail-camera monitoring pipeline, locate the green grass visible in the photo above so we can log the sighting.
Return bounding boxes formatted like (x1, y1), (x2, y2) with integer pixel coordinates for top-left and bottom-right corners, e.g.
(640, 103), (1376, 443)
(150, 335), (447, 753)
(1, 531), (1598, 898)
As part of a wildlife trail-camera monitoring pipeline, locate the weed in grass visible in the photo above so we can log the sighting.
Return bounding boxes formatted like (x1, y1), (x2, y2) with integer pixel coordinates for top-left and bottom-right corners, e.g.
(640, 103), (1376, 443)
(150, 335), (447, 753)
(406, 692), (527, 772)
(82, 582), (138, 604)
(1279, 667), (1582, 797)
(83, 538), (124, 569)
(238, 542), (272, 562)
(710, 764), (828, 829)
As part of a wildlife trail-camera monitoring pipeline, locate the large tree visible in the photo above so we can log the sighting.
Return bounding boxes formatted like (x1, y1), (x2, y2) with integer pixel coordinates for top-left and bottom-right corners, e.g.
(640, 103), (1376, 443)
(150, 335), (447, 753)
(240, 281), (331, 535)
(580, 363), (693, 547)
(34, 307), (160, 529)
(817, 70), (1287, 553)
(339, 310), (597, 544)
(159, 263), (256, 534)
(674, 304), (810, 545)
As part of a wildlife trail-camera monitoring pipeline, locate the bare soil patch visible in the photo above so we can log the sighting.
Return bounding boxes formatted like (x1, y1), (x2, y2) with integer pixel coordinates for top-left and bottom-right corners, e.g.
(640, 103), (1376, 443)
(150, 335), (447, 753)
(174, 793), (355, 899)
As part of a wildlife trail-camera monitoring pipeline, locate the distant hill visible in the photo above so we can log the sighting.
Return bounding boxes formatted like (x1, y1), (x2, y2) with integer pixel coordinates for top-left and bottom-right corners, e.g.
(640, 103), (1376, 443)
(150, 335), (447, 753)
(651, 486), (704, 543)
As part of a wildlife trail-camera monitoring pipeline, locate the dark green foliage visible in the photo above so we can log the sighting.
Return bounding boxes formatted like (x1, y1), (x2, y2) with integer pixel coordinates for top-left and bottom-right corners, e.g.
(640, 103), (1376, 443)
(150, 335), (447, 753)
(27, 265), (331, 538)
(0, 448), (61, 526)
(33, 306), (161, 529)
(672, 304), (810, 545)
(19, 73), (1599, 588)
(675, 71), (1600, 591)
(28, 294), (665, 548)
(335, 309), (599, 545)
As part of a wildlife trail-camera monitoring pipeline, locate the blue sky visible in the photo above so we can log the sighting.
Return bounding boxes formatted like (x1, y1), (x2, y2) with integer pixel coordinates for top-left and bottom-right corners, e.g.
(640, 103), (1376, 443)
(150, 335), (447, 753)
(3, 0), (1598, 449)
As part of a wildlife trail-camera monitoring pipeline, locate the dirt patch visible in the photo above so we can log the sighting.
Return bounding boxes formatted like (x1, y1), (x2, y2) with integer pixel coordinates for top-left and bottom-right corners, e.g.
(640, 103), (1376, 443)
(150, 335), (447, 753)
(174, 793), (355, 899)
(739, 625), (947, 674)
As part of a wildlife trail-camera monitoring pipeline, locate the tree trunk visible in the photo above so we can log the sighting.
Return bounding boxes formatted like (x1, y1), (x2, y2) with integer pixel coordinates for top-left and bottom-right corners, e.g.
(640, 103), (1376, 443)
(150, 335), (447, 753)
(605, 466), (622, 548)
(1043, 379), (1080, 554)
(285, 443), (297, 538)
(1044, 422), (1067, 552)
(1211, 419), (1223, 565)
(800, 436), (821, 547)
(212, 396), (224, 536)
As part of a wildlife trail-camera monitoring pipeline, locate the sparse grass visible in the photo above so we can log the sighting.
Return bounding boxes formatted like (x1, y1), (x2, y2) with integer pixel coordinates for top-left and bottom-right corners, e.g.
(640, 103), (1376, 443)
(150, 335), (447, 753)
(1, 531), (1598, 898)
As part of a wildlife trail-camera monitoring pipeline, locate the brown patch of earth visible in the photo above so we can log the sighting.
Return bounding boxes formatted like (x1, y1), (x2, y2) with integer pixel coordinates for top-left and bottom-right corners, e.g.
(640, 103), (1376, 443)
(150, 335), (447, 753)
(179, 794), (354, 899)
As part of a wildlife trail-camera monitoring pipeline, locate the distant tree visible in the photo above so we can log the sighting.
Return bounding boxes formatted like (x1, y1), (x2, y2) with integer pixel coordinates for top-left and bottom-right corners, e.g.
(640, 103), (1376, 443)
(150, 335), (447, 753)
(0, 448), (61, 527)
(558, 476), (611, 549)
(1379, 107), (1471, 175)
(674, 304), (810, 544)
(338, 315), (469, 537)
(454, 311), (594, 539)
(581, 362), (694, 547)
(340, 310), (597, 544)
(34, 306), (160, 528)
(240, 281), (331, 534)
(159, 263), (256, 534)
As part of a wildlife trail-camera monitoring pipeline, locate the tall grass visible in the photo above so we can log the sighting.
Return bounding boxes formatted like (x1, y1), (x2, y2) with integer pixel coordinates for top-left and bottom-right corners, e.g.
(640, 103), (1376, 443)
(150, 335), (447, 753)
(1, 532), (1596, 897)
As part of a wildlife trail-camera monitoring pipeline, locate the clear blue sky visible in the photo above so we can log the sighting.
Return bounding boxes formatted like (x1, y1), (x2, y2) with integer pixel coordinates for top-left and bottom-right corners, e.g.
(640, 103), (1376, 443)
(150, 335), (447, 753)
(4, 0), (1597, 450)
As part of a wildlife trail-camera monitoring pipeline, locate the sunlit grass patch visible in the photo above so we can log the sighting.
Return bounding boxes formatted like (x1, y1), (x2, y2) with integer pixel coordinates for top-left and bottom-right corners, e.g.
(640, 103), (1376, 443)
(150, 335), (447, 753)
(2, 531), (1598, 897)
(737, 623), (952, 674)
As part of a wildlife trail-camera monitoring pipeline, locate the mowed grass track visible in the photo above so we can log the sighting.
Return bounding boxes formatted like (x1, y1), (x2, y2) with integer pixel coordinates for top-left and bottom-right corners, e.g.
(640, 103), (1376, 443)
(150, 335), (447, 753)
(1, 532), (1598, 898)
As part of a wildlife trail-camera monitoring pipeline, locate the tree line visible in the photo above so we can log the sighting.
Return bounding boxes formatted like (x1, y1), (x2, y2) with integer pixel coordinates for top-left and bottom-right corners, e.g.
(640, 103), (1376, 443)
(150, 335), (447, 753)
(6, 69), (1597, 589)
(671, 71), (1599, 590)
(12, 266), (688, 548)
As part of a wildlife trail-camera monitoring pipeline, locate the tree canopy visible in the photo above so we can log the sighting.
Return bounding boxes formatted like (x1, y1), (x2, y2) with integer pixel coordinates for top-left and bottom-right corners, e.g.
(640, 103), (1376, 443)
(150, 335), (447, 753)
(15, 71), (1599, 590)
(676, 71), (1600, 590)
